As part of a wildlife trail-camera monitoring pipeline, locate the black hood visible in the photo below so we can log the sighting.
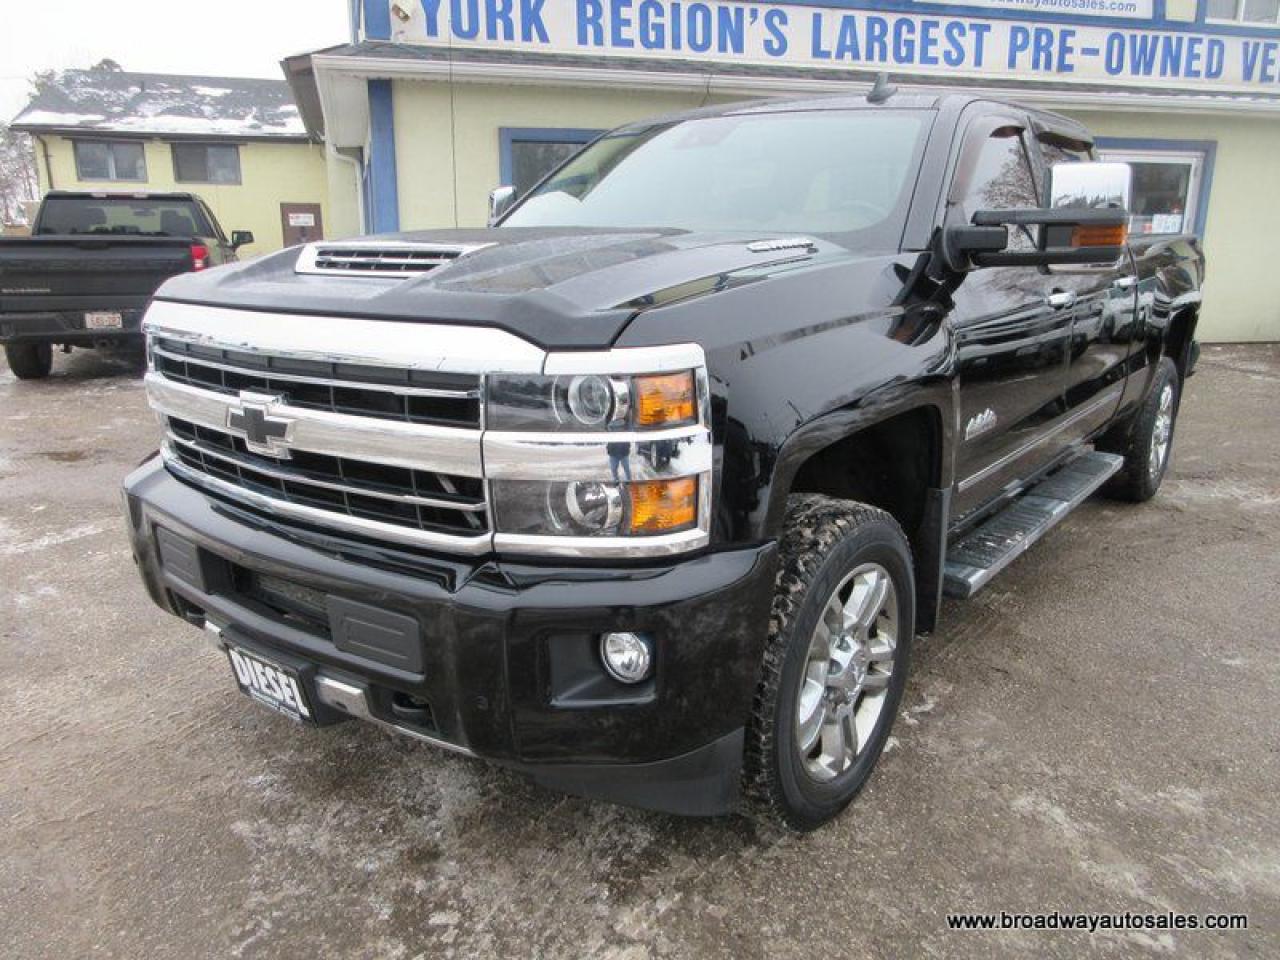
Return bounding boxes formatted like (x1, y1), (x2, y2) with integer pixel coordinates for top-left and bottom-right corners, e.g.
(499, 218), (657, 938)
(155, 227), (842, 350)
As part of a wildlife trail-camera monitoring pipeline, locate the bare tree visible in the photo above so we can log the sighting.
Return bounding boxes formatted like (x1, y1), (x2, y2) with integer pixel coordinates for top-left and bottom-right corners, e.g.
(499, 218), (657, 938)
(0, 122), (39, 226)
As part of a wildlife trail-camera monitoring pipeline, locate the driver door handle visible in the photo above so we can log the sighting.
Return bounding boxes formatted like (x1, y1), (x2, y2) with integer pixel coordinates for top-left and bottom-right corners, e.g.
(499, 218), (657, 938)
(1114, 275), (1137, 290)
(1046, 290), (1077, 310)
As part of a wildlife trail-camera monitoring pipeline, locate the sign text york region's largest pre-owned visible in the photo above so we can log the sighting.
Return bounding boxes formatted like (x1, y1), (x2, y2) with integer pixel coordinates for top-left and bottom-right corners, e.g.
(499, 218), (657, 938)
(396, 0), (1280, 93)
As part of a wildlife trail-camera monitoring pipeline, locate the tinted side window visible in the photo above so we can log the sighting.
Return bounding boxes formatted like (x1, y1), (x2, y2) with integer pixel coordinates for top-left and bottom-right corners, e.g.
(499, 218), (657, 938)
(963, 129), (1038, 250)
(965, 130), (1038, 213)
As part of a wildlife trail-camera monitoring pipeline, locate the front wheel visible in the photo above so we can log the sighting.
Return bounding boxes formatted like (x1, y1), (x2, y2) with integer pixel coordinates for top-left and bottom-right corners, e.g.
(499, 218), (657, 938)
(743, 495), (914, 831)
(4, 342), (53, 380)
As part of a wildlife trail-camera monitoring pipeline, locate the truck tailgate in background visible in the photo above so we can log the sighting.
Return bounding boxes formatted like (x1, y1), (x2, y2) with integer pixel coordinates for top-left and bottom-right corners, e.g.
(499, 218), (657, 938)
(0, 236), (193, 314)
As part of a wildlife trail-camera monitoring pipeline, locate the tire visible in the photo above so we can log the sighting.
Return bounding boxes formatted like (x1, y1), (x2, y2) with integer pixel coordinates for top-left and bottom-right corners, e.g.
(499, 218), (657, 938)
(743, 495), (914, 831)
(4, 342), (53, 380)
(1101, 357), (1179, 503)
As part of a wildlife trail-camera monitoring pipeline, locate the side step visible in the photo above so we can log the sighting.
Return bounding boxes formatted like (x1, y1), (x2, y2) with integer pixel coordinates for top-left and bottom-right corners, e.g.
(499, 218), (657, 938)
(943, 451), (1124, 599)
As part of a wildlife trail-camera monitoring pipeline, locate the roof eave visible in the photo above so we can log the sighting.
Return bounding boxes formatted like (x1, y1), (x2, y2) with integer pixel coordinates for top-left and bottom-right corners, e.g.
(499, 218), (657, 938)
(10, 123), (315, 143)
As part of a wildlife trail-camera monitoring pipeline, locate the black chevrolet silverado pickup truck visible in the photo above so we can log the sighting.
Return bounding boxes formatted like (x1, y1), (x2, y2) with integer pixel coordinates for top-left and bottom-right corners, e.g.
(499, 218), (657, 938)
(122, 90), (1203, 830)
(0, 191), (252, 379)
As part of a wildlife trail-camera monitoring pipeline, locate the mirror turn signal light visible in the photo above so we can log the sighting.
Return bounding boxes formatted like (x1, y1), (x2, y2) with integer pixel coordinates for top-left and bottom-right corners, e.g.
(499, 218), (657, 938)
(1072, 223), (1127, 248)
(634, 371), (697, 427)
(626, 477), (698, 534)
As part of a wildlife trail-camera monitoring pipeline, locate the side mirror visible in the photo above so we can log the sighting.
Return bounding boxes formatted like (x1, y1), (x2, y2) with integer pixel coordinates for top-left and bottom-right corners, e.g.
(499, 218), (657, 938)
(487, 186), (516, 226)
(943, 161), (1132, 271)
(230, 230), (254, 249)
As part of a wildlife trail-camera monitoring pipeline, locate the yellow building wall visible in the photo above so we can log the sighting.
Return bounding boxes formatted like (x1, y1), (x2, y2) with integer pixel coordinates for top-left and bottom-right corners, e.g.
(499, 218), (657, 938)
(392, 80), (739, 231)
(1066, 109), (1278, 343)
(31, 135), (331, 256)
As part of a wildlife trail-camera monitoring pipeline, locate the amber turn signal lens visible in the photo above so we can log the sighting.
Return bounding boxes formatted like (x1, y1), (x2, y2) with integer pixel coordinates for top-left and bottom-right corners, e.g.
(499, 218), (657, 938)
(634, 371), (697, 427)
(626, 477), (698, 535)
(1072, 223), (1127, 248)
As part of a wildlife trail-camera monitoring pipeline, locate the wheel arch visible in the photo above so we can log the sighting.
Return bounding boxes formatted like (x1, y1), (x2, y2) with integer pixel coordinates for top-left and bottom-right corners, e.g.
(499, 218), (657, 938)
(761, 390), (955, 632)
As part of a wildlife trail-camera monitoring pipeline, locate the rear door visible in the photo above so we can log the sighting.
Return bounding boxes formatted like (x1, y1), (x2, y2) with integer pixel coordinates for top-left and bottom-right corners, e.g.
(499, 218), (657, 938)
(1033, 135), (1137, 446)
(947, 115), (1074, 523)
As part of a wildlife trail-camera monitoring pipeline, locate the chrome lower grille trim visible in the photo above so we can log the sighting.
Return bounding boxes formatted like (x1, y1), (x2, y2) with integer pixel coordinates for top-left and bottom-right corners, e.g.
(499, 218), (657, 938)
(165, 426), (486, 516)
(162, 447), (493, 554)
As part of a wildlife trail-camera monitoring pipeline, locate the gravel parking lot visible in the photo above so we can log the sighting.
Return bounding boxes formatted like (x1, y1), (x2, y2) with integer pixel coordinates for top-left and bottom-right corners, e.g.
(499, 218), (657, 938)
(2, 344), (1277, 959)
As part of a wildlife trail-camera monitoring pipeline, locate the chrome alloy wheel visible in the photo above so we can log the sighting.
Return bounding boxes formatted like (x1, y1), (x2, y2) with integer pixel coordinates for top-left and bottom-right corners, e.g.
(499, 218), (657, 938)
(1149, 383), (1174, 480)
(794, 563), (898, 782)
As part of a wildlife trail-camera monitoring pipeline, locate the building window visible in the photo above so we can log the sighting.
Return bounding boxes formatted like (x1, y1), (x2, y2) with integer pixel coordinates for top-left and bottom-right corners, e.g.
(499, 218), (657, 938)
(1096, 140), (1216, 237)
(73, 141), (147, 182)
(172, 143), (242, 184)
(1205, 0), (1280, 24)
(499, 128), (604, 197)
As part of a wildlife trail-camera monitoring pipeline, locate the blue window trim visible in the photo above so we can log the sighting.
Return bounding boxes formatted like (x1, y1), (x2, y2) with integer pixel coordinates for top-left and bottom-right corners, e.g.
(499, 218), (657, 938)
(1094, 137), (1217, 237)
(367, 79), (400, 234)
(499, 127), (605, 188)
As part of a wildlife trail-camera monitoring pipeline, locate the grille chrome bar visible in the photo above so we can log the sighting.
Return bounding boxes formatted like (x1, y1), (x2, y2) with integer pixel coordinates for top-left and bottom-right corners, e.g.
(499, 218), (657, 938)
(161, 447), (493, 555)
(165, 430), (487, 513)
(150, 346), (480, 400)
(145, 373), (483, 478)
(143, 301), (545, 375)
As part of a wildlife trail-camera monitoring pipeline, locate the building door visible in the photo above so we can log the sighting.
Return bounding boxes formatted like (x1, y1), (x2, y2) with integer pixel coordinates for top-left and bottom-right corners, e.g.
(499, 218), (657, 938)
(280, 203), (324, 246)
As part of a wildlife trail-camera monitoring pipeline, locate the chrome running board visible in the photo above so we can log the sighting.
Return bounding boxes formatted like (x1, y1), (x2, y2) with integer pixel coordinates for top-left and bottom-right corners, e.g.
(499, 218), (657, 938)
(944, 451), (1124, 599)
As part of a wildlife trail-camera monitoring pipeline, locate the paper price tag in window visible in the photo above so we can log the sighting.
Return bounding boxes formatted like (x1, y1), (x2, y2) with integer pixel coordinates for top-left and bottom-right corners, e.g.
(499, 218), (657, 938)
(1151, 214), (1183, 234)
(288, 213), (316, 228)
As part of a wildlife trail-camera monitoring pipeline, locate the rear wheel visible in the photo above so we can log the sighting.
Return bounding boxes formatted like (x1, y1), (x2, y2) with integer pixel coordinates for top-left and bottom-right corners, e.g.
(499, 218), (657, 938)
(743, 495), (914, 831)
(1102, 357), (1179, 502)
(4, 343), (53, 380)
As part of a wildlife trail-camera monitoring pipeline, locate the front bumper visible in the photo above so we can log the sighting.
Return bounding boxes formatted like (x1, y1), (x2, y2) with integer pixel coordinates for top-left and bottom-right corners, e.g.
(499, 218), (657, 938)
(0, 308), (144, 345)
(123, 457), (777, 816)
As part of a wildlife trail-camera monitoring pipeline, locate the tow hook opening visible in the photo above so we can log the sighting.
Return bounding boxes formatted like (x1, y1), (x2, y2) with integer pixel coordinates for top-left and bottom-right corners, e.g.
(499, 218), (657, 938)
(388, 692), (436, 732)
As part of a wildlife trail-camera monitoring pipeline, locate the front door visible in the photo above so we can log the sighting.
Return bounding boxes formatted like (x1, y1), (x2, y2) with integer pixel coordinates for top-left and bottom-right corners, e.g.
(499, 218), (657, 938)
(280, 203), (324, 247)
(1034, 140), (1137, 448)
(947, 119), (1074, 523)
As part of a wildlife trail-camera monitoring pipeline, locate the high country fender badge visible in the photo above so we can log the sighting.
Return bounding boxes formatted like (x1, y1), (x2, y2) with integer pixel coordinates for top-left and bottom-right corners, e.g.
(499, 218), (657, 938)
(226, 392), (295, 459)
(965, 408), (998, 441)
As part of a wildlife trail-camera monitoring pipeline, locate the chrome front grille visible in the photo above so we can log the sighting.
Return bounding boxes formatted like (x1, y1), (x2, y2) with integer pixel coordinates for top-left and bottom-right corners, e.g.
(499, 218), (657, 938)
(166, 418), (487, 536)
(141, 302), (514, 553)
(152, 338), (481, 429)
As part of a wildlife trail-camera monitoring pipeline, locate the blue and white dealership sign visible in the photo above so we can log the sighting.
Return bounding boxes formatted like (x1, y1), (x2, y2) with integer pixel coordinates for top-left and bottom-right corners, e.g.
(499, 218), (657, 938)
(392, 0), (1280, 94)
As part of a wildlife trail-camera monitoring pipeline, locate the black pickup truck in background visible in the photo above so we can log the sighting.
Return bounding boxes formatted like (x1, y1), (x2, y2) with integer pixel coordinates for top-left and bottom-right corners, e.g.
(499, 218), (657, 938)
(0, 191), (253, 379)
(123, 90), (1204, 830)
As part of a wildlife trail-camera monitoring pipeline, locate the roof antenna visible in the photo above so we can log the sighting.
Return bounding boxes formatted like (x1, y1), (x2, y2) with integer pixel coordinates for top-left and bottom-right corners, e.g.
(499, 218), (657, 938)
(867, 72), (896, 104)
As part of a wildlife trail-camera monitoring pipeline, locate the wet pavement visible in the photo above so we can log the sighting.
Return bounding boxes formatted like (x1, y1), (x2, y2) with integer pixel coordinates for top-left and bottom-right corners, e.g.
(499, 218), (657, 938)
(2, 344), (1277, 959)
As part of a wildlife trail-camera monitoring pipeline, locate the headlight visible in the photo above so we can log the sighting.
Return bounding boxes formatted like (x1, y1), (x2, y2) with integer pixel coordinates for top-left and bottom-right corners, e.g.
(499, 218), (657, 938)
(491, 476), (699, 538)
(484, 346), (711, 557)
(487, 370), (698, 432)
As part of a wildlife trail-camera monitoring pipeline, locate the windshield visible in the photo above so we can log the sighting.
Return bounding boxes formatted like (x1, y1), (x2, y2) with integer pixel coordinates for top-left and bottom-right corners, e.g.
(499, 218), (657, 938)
(502, 110), (930, 247)
(37, 197), (213, 238)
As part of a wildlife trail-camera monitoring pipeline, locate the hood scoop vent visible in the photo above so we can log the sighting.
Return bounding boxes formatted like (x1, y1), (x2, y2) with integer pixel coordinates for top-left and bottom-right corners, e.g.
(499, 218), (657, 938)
(295, 241), (492, 278)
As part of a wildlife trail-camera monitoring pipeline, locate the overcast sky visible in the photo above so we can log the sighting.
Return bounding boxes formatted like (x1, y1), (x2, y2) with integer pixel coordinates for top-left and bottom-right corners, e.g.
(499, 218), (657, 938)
(0, 0), (353, 122)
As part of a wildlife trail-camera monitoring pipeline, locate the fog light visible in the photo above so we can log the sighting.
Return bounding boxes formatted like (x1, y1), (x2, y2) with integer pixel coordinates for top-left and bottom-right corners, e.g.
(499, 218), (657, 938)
(600, 632), (654, 684)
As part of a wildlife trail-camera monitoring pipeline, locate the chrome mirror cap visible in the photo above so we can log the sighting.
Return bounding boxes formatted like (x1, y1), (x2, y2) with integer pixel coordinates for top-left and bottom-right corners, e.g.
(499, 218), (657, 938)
(488, 185), (517, 226)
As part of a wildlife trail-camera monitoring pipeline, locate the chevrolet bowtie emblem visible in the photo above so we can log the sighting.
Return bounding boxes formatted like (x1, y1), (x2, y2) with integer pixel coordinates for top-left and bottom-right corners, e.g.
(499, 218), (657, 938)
(226, 392), (294, 459)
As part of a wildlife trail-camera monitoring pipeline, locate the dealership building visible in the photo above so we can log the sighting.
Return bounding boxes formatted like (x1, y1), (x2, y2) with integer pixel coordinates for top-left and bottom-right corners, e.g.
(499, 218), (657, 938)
(282, 0), (1280, 342)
